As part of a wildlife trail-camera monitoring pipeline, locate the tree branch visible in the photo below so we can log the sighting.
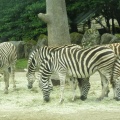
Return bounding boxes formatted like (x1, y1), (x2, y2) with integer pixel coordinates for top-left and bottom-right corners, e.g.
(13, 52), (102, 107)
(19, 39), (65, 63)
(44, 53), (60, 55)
(38, 13), (50, 24)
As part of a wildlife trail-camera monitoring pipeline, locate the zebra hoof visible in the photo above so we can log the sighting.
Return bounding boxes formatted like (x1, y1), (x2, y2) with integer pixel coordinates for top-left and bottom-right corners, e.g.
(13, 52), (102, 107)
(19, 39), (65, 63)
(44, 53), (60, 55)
(114, 97), (120, 101)
(72, 98), (75, 102)
(96, 98), (102, 101)
(4, 90), (8, 94)
(59, 99), (64, 104)
(105, 94), (109, 97)
(44, 97), (50, 102)
(28, 85), (32, 89)
(80, 95), (87, 101)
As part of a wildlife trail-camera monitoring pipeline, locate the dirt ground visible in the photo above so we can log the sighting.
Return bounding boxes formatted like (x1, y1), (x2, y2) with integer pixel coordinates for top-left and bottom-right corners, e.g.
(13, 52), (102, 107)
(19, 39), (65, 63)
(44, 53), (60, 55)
(0, 72), (120, 120)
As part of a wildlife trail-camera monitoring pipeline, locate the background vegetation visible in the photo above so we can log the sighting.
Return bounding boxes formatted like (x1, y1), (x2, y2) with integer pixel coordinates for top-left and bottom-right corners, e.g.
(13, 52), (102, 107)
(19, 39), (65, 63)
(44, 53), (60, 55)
(16, 58), (27, 71)
(0, 0), (120, 41)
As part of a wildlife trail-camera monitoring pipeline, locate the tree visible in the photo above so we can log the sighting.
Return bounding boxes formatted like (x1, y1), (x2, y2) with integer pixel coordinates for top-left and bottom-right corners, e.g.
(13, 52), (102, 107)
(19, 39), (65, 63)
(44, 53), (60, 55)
(1, 0), (120, 42)
(38, 0), (71, 46)
(66, 0), (120, 34)
(0, 0), (46, 41)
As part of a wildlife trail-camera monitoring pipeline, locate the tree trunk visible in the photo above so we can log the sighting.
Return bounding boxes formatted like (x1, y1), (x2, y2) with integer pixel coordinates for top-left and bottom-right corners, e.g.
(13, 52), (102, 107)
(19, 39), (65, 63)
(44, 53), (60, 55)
(38, 0), (71, 47)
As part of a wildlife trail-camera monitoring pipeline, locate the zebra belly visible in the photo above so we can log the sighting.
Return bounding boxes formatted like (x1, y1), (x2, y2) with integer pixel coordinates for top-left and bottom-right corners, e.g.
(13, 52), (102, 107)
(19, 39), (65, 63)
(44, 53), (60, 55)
(67, 66), (96, 78)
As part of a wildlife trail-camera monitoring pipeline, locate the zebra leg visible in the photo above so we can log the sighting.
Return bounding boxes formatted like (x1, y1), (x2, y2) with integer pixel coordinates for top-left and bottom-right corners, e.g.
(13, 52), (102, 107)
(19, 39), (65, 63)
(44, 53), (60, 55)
(77, 78), (83, 98)
(4, 70), (10, 94)
(59, 73), (66, 104)
(111, 78), (120, 101)
(78, 78), (90, 101)
(11, 65), (16, 89)
(81, 78), (90, 100)
(105, 87), (110, 97)
(100, 72), (110, 97)
(111, 81), (117, 99)
(69, 77), (78, 101)
(97, 71), (109, 101)
(72, 78), (77, 101)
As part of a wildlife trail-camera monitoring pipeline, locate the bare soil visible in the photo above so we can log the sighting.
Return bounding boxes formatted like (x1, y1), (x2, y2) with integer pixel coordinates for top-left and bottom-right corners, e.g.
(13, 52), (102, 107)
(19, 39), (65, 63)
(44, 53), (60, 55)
(0, 72), (120, 120)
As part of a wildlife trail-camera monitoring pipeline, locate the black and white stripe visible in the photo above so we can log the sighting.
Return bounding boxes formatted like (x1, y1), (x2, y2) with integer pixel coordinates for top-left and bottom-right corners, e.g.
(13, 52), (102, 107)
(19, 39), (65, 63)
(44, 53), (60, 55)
(39, 45), (116, 102)
(81, 43), (120, 101)
(26, 44), (82, 101)
(0, 42), (17, 93)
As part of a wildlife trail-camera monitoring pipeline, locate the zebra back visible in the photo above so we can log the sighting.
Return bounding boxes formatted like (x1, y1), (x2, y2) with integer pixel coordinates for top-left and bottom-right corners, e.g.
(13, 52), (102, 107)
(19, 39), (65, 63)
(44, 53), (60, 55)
(105, 43), (120, 56)
(51, 45), (116, 77)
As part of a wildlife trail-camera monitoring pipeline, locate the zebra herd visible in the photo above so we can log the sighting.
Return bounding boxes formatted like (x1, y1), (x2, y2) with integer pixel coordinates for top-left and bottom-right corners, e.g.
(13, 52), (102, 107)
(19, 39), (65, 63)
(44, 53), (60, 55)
(1, 42), (120, 104)
(26, 42), (120, 103)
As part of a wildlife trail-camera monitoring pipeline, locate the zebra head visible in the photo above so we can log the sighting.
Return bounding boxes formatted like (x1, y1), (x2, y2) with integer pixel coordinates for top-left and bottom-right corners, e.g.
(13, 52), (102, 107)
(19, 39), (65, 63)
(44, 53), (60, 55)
(26, 49), (39, 89)
(42, 88), (51, 102)
(114, 79), (120, 101)
(39, 54), (54, 102)
(39, 76), (51, 102)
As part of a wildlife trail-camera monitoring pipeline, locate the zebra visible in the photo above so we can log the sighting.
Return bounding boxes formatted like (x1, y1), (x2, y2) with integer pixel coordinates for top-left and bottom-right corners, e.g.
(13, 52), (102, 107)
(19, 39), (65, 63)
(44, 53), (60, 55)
(26, 44), (84, 101)
(80, 43), (120, 101)
(110, 53), (120, 101)
(0, 42), (17, 94)
(38, 45), (116, 103)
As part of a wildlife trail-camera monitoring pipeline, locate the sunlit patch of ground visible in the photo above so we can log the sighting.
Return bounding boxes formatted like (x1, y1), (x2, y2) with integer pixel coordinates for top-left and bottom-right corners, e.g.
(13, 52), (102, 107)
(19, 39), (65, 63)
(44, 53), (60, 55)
(0, 72), (120, 120)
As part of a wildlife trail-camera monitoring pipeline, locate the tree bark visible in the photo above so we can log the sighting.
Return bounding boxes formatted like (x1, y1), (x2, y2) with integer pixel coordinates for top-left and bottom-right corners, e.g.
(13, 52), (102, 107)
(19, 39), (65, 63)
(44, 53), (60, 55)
(38, 0), (71, 47)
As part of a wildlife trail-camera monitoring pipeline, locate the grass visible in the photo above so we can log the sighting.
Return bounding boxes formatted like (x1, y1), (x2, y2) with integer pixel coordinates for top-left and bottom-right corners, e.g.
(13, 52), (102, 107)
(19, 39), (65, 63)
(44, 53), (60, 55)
(16, 58), (28, 71)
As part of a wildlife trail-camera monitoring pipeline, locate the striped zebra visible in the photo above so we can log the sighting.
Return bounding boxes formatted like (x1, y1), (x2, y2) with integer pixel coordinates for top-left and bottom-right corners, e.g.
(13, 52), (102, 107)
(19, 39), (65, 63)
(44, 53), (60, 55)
(26, 44), (83, 101)
(107, 43), (120, 100)
(80, 43), (120, 101)
(98, 43), (120, 100)
(111, 56), (120, 100)
(0, 42), (17, 94)
(38, 45), (116, 103)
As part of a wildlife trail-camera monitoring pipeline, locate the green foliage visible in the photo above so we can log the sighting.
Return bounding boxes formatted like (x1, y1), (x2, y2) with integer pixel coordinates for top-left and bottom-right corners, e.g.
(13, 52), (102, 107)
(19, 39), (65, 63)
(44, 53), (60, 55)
(0, 0), (120, 41)
(38, 34), (47, 40)
(16, 58), (28, 70)
(0, 0), (46, 41)
(66, 0), (120, 33)
(115, 34), (120, 38)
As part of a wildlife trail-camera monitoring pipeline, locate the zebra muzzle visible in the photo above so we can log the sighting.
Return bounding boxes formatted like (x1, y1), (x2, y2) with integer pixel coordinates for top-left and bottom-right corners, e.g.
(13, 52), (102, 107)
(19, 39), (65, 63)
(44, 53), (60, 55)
(44, 96), (50, 102)
(28, 85), (32, 89)
(80, 95), (87, 101)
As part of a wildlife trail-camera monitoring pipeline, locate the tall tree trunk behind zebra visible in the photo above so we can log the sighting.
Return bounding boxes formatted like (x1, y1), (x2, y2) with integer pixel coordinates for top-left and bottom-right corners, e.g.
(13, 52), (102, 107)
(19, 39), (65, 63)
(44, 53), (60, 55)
(39, 45), (116, 103)
(0, 42), (17, 94)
